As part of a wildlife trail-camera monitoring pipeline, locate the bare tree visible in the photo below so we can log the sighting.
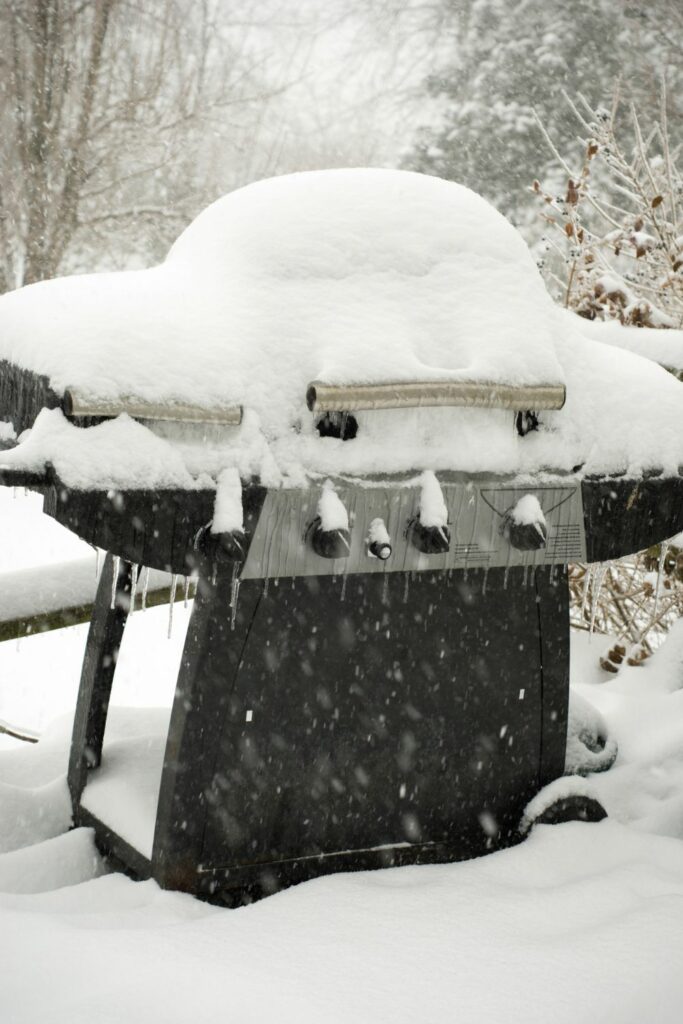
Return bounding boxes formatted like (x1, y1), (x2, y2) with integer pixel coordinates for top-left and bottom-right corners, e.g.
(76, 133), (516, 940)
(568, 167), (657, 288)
(0, 0), (268, 289)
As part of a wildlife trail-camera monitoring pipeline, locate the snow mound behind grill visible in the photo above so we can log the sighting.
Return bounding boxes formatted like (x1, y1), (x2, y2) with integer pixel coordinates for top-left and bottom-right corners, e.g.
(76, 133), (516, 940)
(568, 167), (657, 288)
(0, 168), (681, 487)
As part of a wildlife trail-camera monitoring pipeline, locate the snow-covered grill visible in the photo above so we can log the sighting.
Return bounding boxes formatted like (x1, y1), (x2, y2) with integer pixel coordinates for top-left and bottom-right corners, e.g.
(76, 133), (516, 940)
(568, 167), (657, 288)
(1, 392), (681, 905)
(1, 168), (682, 904)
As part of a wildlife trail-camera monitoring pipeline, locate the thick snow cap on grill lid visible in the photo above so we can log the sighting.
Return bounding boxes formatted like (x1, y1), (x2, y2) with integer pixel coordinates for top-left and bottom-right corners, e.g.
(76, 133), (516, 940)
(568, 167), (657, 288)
(0, 169), (563, 400)
(0, 168), (681, 488)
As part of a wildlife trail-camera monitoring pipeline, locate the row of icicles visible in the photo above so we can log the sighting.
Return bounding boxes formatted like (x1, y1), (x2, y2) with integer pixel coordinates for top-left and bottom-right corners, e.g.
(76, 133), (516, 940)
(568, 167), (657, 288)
(108, 556), (198, 638)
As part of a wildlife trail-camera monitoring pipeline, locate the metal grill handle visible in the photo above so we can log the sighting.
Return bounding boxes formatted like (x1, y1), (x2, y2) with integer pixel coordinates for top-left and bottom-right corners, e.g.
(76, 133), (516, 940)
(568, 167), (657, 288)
(306, 380), (566, 414)
(63, 389), (243, 426)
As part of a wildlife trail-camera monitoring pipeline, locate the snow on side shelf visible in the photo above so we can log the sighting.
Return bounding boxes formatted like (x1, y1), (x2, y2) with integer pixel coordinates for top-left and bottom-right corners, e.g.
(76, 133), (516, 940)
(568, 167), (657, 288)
(576, 315), (683, 373)
(0, 168), (680, 490)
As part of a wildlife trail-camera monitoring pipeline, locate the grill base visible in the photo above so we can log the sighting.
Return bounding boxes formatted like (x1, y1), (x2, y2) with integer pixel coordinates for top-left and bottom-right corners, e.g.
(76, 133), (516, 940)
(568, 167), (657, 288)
(70, 557), (569, 903)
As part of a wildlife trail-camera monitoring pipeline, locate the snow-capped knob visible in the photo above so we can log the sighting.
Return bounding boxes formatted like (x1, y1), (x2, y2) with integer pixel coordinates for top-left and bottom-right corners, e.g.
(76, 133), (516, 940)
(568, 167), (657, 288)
(368, 518), (392, 560)
(409, 471), (450, 554)
(307, 481), (351, 559)
(503, 494), (547, 551)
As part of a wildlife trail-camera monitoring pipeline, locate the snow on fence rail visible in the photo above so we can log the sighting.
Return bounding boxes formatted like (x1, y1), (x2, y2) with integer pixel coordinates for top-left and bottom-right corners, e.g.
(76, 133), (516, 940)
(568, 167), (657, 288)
(0, 557), (183, 642)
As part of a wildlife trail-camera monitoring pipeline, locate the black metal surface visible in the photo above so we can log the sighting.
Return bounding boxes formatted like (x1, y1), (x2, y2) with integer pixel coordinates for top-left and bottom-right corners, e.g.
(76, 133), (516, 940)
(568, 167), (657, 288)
(0, 465), (50, 489)
(152, 565), (559, 900)
(42, 482), (265, 576)
(68, 554), (132, 808)
(44, 485), (213, 575)
(582, 475), (683, 561)
(0, 359), (106, 433)
(0, 359), (61, 435)
(306, 517), (352, 559)
(525, 795), (607, 830)
(76, 805), (153, 882)
(407, 518), (451, 554)
(535, 566), (570, 787)
(201, 840), (480, 907)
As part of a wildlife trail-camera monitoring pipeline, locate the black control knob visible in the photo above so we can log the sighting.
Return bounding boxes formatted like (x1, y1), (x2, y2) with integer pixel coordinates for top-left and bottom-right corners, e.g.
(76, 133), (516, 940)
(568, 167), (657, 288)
(306, 516), (351, 559)
(408, 517), (451, 554)
(410, 471), (451, 554)
(503, 495), (548, 551)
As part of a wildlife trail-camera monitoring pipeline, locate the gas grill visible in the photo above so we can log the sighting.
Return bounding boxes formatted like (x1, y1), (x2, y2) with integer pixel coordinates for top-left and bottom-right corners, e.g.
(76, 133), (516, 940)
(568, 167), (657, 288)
(1, 168), (682, 905)
(1, 369), (682, 904)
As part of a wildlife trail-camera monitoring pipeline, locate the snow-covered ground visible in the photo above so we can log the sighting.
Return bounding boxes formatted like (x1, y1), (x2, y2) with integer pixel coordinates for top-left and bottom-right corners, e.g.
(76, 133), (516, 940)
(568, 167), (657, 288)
(0, 490), (682, 1023)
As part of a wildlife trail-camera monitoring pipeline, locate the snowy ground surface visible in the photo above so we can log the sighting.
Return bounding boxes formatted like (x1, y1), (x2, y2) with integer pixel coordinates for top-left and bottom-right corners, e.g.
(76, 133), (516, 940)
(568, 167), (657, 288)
(1, 490), (682, 1023)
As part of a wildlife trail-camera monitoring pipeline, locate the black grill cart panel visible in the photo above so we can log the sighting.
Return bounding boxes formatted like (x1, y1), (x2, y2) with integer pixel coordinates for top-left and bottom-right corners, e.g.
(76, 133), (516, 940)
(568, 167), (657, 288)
(146, 542), (570, 902)
(200, 574), (543, 865)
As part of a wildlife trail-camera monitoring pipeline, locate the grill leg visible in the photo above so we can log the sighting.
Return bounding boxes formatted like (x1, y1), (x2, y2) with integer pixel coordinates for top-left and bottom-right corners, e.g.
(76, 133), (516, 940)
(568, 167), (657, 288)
(67, 553), (132, 814)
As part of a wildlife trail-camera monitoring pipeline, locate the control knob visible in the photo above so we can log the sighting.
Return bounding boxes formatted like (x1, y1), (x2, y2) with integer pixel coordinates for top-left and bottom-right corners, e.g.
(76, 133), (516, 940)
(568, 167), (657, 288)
(368, 518), (392, 560)
(307, 481), (351, 559)
(503, 494), (548, 551)
(409, 471), (450, 554)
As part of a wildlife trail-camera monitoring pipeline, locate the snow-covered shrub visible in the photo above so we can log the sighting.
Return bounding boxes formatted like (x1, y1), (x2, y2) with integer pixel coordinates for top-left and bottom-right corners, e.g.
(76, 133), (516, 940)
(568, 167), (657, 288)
(568, 544), (683, 662)
(532, 89), (683, 331)
(534, 91), (683, 660)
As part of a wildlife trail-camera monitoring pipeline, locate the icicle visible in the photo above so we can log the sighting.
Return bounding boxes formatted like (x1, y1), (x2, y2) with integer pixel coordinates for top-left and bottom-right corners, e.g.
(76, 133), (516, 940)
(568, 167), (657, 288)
(230, 563), (240, 631)
(482, 567), (489, 596)
(183, 575), (191, 608)
(653, 543), (669, 624)
(580, 565), (592, 621)
(167, 574), (178, 638)
(110, 555), (120, 610)
(589, 565), (606, 638)
(340, 573), (348, 602)
(95, 548), (100, 578)
(402, 573), (410, 604)
(263, 576), (270, 598)
(130, 564), (139, 614)
(522, 564), (529, 589)
(381, 572), (389, 605)
(141, 567), (150, 611)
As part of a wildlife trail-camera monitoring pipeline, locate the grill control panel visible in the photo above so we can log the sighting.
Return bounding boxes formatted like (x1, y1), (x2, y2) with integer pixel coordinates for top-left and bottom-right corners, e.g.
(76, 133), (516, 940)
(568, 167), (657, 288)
(240, 477), (586, 580)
